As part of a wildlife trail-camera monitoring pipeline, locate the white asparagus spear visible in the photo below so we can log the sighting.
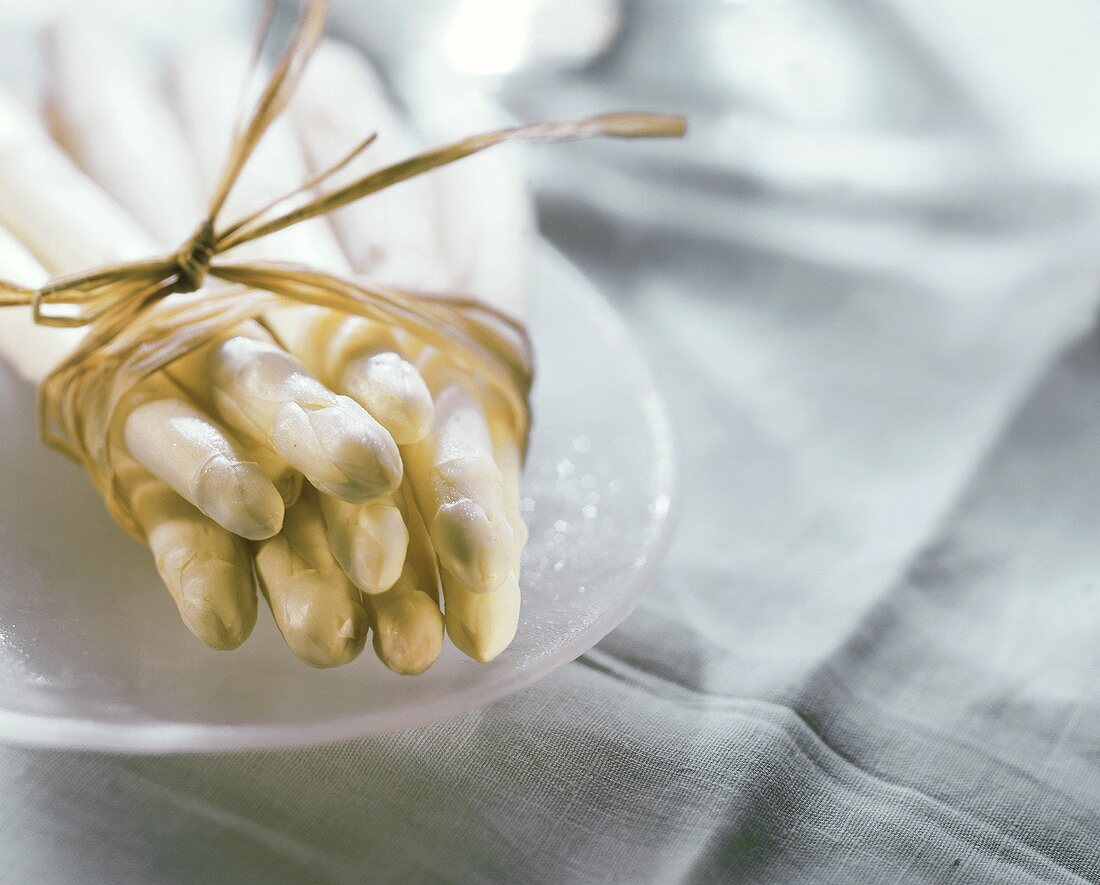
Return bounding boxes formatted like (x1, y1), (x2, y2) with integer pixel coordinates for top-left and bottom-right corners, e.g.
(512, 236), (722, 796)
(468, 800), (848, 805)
(254, 488), (369, 668)
(108, 373), (258, 650)
(410, 368), (524, 661)
(339, 345), (434, 446)
(114, 448), (257, 650)
(319, 492), (407, 594)
(0, 84), (150, 271)
(442, 570), (521, 663)
(367, 570), (446, 673)
(45, 25), (304, 505)
(122, 375), (284, 540)
(289, 43), (445, 446)
(414, 85), (533, 321)
(448, 408), (528, 664)
(291, 41), (452, 292)
(284, 310), (433, 446)
(429, 381), (524, 661)
(44, 20), (205, 245)
(405, 349), (514, 592)
(362, 489), (444, 674)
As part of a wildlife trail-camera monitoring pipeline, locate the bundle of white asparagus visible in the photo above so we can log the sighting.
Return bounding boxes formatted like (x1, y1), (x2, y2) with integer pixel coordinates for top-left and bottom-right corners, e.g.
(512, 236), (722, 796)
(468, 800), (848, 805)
(0, 0), (684, 672)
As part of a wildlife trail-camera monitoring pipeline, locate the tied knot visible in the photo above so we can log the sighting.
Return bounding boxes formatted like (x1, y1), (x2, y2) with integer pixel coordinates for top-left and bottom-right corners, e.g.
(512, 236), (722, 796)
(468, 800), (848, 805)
(175, 221), (216, 293)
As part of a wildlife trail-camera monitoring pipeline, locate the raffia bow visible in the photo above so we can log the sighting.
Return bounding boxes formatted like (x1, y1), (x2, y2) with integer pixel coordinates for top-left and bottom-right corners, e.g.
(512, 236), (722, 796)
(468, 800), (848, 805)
(0, 0), (686, 541)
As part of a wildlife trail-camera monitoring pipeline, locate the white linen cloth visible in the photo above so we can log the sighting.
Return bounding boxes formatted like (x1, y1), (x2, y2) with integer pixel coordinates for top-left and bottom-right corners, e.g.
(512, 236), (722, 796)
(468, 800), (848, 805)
(0, 2), (1099, 882)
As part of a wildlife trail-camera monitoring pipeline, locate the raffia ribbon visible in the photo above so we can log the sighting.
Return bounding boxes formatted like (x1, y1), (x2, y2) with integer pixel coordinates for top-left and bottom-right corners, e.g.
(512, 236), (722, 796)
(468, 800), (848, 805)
(0, 0), (686, 542)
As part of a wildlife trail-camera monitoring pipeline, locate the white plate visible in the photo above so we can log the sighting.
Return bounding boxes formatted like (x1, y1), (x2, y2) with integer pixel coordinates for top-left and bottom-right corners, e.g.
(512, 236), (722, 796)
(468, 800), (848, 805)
(0, 245), (675, 752)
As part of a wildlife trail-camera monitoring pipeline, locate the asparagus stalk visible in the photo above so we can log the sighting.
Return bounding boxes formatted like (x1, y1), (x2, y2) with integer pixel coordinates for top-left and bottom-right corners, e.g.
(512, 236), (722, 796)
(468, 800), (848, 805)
(406, 349), (515, 593)
(114, 447), (257, 650)
(486, 392), (530, 565)
(366, 571), (446, 673)
(292, 41), (453, 292)
(442, 571), (521, 663)
(0, 84), (150, 271)
(362, 489), (444, 674)
(121, 375), (285, 540)
(45, 20), (206, 245)
(254, 488), (369, 668)
(319, 492), (408, 594)
(289, 311), (433, 446)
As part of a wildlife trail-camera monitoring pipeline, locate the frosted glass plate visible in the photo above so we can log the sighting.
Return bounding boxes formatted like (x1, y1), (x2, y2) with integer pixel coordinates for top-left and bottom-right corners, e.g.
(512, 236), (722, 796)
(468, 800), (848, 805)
(0, 245), (675, 752)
